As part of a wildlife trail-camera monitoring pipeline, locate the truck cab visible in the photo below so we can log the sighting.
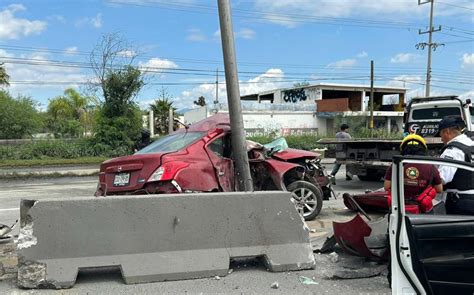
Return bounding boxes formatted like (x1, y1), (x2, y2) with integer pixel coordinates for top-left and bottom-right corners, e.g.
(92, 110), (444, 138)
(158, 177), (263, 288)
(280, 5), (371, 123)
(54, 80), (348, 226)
(404, 96), (473, 137)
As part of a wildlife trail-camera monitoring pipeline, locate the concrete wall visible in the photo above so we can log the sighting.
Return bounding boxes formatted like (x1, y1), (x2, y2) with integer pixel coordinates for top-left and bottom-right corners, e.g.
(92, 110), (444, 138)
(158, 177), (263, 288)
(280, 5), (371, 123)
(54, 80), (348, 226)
(17, 192), (315, 289)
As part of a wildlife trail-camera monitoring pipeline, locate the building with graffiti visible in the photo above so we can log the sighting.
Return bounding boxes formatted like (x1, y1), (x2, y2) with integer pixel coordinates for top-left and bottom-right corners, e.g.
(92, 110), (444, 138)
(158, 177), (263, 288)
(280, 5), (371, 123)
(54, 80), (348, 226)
(184, 83), (406, 136)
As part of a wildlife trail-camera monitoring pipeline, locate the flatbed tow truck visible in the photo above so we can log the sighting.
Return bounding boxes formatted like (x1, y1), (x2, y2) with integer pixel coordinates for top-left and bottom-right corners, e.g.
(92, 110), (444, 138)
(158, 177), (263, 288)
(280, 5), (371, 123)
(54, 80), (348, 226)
(319, 96), (473, 181)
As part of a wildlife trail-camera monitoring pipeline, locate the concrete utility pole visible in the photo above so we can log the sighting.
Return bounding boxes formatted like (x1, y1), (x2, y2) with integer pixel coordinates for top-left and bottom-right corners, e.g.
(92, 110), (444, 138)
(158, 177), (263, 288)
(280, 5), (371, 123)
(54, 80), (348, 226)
(149, 110), (155, 137)
(217, 0), (254, 191)
(417, 0), (442, 97)
(168, 108), (174, 134)
(370, 60), (374, 130)
(215, 68), (219, 105)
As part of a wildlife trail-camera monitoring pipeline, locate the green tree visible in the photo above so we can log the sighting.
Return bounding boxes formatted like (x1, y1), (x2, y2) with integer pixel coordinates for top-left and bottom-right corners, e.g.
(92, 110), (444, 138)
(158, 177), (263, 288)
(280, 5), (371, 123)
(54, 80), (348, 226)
(149, 88), (178, 135)
(89, 33), (144, 154)
(193, 96), (206, 106)
(47, 88), (92, 137)
(0, 91), (42, 139)
(93, 66), (144, 152)
(0, 64), (9, 87)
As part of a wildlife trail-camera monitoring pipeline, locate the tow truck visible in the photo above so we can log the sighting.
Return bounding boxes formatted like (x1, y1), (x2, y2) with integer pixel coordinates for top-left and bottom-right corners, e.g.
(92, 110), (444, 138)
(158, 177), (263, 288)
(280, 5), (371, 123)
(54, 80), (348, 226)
(319, 96), (473, 181)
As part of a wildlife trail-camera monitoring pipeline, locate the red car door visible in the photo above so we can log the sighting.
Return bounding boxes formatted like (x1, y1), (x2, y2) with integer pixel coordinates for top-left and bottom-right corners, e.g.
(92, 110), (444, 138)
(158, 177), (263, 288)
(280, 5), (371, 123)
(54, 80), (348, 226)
(205, 134), (234, 192)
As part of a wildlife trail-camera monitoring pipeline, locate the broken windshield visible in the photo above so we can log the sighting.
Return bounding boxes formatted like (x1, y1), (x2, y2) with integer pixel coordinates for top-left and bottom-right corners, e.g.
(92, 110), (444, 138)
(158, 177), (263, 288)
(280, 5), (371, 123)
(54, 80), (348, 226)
(263, 137), (289, 153)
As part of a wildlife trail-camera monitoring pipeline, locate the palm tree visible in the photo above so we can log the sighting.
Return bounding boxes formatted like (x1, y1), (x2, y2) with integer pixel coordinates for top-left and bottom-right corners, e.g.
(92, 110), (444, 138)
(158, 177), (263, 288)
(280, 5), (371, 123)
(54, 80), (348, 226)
(47, 88), (92, 137)
(149, 98), (177, 135)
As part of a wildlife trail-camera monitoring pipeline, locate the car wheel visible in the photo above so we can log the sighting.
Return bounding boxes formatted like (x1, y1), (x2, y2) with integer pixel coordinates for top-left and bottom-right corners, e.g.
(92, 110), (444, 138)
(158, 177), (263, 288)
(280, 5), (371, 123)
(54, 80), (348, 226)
(287, 181), (323, 221)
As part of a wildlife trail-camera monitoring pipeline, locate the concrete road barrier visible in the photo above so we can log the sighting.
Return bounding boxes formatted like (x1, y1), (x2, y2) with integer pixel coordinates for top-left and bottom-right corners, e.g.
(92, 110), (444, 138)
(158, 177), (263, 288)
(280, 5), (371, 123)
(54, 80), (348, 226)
(17, 191), (315, 289)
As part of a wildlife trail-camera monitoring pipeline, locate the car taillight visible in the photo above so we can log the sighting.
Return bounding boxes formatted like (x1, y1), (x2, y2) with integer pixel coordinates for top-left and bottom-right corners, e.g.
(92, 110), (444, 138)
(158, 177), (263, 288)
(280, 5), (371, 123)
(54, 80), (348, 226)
(148, 161), (189, 182)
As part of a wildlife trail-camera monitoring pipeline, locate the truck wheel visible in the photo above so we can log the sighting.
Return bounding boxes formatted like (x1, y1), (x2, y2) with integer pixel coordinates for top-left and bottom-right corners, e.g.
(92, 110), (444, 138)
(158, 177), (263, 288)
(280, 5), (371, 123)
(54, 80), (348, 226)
(287, 181), (323, 221)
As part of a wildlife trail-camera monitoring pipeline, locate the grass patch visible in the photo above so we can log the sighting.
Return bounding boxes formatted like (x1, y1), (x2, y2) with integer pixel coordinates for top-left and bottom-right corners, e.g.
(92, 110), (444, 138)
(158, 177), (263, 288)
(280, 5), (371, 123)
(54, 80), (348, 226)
(0, 171), (100, 179)
(0, 157), (107, 168)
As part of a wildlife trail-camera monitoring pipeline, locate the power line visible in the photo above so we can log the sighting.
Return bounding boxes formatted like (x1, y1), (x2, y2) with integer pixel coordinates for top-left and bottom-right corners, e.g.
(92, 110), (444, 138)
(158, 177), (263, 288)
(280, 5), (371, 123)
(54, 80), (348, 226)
(1, 46), (471, 77)
(437, 0), (474, 11)
(107, 0), (423, 30)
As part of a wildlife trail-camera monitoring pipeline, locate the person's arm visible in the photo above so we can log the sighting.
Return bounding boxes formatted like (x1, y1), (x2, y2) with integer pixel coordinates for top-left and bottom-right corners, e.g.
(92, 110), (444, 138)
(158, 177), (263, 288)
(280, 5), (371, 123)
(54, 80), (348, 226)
(438, 148), (464, 184)
(432, 165), (443, 193)
(384, 180), (391, 191)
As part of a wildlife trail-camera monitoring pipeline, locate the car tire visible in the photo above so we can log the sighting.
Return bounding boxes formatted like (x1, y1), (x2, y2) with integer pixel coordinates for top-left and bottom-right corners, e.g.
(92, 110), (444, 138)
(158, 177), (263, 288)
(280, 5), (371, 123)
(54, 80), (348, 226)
(287, 181), (323, 221)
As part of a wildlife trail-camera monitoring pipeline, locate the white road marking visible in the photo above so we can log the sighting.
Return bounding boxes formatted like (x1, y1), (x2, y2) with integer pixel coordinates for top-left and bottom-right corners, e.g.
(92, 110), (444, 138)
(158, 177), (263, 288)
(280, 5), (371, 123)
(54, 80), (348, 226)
(0, 208), (18, 212)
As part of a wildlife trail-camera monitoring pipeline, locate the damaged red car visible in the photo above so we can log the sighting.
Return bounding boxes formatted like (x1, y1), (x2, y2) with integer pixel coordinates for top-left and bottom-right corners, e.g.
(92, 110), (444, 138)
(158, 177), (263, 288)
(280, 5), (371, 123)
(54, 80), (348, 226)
(95, 114), (335, 220)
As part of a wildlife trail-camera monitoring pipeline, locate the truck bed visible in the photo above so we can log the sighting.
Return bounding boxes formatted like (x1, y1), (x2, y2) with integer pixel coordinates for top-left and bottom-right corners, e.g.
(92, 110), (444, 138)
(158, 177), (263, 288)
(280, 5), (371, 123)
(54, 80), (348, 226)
(318, 137), (443, 145)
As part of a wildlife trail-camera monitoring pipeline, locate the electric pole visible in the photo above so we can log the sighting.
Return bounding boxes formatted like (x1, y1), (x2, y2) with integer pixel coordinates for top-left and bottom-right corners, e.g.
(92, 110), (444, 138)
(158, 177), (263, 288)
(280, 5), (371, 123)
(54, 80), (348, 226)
(416, 0), (443, 97)
(370, 60), (374, 130)
(217, 0), (254, 191)
(215, 68), (219, 105)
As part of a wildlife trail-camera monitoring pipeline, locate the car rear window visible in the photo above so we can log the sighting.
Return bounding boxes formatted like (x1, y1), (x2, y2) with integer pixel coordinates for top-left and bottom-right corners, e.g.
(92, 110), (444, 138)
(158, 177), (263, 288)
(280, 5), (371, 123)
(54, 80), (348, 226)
(135, 132), (205, 154)
(411, 107), (461, 120)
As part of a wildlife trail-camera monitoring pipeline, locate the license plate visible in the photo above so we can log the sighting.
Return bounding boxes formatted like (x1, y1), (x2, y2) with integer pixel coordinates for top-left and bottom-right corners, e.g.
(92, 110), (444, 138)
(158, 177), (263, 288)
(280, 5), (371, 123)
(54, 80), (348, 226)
(113, 173), (130, 186)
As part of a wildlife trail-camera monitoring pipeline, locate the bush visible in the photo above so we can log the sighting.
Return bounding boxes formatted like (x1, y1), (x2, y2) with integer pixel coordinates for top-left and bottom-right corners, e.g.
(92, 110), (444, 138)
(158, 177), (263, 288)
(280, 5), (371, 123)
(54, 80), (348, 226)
(0, 138), (133, 161)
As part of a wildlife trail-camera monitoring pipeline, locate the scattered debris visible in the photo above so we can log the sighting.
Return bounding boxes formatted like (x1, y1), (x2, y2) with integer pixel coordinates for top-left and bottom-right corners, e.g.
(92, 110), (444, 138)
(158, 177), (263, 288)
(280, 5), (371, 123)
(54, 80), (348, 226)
(329, 252), (339, 263)
(270, 281), (279, 289)
(227, 269), (233, 274)
(330, 265), (386, 279)
(298, 276), (318, 285)
(310, 229), (316, 233)
(319, 235), (337, 253)
(214, 276), (221, 280)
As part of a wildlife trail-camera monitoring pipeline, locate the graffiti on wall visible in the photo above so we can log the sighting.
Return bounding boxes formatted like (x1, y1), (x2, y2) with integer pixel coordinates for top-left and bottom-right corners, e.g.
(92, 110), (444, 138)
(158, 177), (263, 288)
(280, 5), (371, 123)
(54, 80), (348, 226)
(283, 88), (307, 103)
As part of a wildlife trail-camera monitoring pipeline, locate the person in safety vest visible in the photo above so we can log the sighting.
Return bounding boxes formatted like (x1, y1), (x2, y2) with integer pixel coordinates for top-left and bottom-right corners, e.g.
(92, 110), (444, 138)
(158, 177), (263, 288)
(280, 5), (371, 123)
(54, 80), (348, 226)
(384, 134), (443, 213)
(437, 116), (474, 215)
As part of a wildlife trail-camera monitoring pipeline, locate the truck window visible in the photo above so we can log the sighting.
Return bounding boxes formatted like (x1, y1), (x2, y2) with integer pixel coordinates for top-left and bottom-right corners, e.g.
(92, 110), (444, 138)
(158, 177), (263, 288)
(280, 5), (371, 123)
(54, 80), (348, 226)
(412, 107), (461, 120)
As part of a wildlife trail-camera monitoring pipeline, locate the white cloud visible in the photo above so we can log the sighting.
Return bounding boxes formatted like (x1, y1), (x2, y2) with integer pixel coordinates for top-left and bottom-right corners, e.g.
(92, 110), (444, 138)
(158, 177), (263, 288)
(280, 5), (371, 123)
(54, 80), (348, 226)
(386, 75), (426, 100)
(65, 47), (78, 55)
(459, 90), (474, 101)
(174, 69), (286, 109)
(461, 53), (474, 69)
(252, 0), (473, 27)
(390, 53), (419, 64)
(1, 50), (91, 101)
(327, 58), (357, 69)
(0, 4), (47, 40)
(357, 51), (368, 58)
(236, 28), (256, 40)
(76, 13), (103, 28)
(47, 14), (66, 24)
(139, 58), (179, 73)
(213, 28), (257, 40)
(117, 50), (137, 58)
(186, 28), (206, 42)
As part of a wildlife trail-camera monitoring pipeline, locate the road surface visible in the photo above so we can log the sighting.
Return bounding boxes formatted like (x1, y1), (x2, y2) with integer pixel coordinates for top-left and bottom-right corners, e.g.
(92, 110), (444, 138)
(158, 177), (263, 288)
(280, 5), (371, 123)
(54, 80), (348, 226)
(0, 168), (389, 294)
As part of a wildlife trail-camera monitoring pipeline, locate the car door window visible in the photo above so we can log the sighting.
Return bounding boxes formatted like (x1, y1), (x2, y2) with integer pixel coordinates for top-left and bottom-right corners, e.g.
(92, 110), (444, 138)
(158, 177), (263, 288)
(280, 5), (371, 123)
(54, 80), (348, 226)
(209, 137), (224, 158)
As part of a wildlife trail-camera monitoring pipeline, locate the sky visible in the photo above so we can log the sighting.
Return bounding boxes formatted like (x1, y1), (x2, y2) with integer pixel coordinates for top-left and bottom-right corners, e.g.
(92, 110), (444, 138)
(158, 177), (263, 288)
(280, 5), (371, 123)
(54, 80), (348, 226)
(0, 0), (473, 111)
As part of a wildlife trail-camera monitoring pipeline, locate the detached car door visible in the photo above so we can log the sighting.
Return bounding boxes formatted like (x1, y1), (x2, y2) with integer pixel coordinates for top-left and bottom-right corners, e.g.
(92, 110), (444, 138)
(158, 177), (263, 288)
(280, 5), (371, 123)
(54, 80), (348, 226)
(205, 134), (234, 192)
(390, 156), (474, 295)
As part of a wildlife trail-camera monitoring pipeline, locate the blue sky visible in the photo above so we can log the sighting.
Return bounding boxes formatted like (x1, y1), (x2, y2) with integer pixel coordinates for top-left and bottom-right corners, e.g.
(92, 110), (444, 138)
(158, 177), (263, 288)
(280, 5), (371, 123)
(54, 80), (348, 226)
(0, 0), (473, 111)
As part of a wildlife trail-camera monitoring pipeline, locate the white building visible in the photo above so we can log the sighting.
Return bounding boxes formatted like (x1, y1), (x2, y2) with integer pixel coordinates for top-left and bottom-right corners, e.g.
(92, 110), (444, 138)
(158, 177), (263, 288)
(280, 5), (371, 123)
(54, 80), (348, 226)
(184, 83), (406, 136)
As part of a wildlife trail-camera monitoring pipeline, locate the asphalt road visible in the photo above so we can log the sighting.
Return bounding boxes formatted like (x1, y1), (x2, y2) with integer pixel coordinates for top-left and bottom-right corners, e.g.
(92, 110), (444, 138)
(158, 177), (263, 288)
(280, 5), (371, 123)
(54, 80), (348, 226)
(0, 166), (388, 294)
